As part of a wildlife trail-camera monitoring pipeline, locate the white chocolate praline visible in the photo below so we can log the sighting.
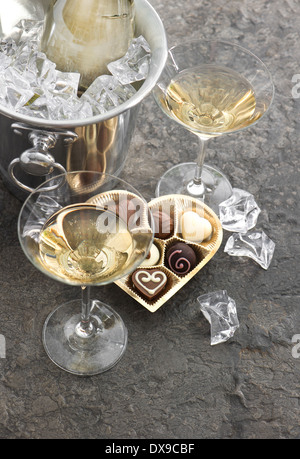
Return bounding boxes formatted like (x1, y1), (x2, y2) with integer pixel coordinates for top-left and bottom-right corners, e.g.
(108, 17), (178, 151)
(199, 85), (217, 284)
(181, 211), (213, 243)
(140, 243), (160, 267)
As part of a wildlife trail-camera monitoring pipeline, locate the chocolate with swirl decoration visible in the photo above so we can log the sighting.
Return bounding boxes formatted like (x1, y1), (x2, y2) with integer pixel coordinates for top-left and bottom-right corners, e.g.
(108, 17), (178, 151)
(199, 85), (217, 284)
(166, 242), (197, 276)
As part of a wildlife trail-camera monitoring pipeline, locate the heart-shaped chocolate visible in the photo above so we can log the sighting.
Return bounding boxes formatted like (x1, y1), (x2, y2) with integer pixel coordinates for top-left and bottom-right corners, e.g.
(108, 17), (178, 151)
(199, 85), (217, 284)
(132, 269), (167, 300)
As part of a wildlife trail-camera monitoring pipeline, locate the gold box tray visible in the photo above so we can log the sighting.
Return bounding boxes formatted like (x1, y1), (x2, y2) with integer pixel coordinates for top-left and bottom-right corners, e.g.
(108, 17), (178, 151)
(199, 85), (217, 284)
(115, 194), (223, 312)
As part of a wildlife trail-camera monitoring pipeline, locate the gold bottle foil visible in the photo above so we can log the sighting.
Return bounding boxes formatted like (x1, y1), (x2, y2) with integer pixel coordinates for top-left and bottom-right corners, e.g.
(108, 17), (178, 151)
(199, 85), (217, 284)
(115, 194), (223, 312)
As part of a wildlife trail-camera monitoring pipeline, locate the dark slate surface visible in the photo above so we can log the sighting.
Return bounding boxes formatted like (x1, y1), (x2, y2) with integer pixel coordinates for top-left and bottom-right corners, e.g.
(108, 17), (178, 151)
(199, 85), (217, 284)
(0, 0), (299, 439)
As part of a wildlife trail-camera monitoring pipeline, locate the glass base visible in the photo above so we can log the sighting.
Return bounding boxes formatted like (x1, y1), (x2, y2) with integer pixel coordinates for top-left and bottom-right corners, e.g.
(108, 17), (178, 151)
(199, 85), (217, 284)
(42, 299), (127, 376)
(155, 162), (233, 215)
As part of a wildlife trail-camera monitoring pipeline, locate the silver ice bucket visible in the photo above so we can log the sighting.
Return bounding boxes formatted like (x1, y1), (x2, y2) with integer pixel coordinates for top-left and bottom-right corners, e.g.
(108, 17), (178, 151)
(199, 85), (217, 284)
(0, 0), (167, 199)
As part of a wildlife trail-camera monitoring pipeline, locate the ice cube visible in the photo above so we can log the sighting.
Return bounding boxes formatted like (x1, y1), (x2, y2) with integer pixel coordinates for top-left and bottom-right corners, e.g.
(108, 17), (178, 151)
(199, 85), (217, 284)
(224, 229), (275, 270)
(51, 71), (80, 97)
(219, 188), (261, 233)
(0, 51), (12, 69)
(0, 19), (147, 120)
(5, 86), (35, 110)
(81, 75), (136, 113)
(108, 35), (151, 85)
(197, 290), (239, 345)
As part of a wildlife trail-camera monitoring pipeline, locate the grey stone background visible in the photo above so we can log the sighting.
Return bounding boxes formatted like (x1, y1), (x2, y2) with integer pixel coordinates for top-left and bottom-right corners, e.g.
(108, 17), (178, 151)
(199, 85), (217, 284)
(0, 0), (299, 439)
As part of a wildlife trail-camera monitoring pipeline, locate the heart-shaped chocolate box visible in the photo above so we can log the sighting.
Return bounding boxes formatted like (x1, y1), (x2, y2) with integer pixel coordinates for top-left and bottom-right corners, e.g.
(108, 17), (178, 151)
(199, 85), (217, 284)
(116, 195), (223, 312)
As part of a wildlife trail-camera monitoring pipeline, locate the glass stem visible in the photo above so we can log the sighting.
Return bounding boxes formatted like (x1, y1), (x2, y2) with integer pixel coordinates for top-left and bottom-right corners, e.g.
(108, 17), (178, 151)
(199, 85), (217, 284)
(194, 135), (207, 185)
(81, 286), (91, 322)
(77, 286), (94, 338)
(186, 135), (207, 198)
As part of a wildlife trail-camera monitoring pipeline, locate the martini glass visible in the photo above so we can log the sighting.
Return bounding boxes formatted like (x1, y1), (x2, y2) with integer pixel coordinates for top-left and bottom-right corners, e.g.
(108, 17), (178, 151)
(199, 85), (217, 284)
(153, 39), (274, 213)
(18, 171), (153, 375)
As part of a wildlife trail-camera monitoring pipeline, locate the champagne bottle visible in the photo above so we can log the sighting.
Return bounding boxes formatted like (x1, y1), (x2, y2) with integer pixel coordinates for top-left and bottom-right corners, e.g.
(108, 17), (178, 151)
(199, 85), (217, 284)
(40, 0), (135, 91)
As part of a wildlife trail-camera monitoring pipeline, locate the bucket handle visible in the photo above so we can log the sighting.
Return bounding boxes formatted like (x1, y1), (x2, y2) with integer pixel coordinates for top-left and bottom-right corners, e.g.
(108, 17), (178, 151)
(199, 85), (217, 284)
(8, 154), (67, 193)
(8, 123), (77, 193)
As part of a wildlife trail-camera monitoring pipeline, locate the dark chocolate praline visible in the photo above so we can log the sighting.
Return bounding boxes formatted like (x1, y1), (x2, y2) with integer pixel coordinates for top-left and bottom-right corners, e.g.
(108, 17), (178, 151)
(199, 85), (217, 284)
(152, 209), (174, 239)
(166, 242), (197, 276)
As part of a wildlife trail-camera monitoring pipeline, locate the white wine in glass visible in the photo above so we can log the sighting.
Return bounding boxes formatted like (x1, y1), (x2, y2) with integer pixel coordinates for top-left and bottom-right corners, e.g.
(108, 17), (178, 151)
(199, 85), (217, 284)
(18, 171), (154, 376)
(153, 40), (274, 214)
(39, 204), (148, 284)
(164, 65), (262, 136)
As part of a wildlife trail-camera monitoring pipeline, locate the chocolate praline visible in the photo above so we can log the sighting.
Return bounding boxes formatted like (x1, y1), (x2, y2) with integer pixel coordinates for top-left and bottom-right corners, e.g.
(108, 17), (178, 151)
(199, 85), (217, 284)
(117, 196), (138, 224)
(105, 196), (138, 224)
(140, 243), (160, 267)
(132, 268), (168, 300)
(181, 211), (212, 243)
(152, 209), (174, 239)
(166, 242), (197, 276)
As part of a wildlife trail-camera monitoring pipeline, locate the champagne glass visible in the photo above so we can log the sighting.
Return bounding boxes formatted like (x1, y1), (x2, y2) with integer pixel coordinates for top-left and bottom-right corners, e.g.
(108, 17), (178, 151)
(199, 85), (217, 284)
(18, 171), (153, 375)
(153, 39), (274, 213)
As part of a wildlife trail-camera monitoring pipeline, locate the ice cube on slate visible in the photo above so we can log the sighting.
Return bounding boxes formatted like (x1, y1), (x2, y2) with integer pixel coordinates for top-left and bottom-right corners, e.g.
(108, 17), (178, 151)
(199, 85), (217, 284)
(108, 35), (151, 85)
(219, 188), (261, 233)
(197, 290), (239, 345)
(224, 229), (275, 270)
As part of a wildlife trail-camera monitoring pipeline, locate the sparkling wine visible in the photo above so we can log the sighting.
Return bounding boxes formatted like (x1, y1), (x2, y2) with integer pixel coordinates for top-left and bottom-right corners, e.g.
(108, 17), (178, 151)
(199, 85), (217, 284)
(38, 203), (150, 285)
(163, 65), (262, 136)
(40, 0), (135, 90)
